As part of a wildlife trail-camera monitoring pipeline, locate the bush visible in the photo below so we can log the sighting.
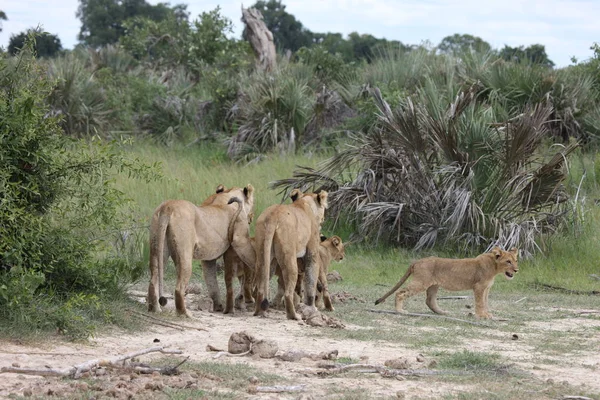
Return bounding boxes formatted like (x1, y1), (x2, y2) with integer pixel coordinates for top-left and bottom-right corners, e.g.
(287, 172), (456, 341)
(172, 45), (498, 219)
(0, 35), (158, 339)
(273, 82), (578, 256)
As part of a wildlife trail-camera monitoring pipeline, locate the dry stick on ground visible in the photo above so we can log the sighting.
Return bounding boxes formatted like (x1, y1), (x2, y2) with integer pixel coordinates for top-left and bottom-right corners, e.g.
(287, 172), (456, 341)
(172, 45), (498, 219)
(367, 309), (488, 326)
(312, 364), (469, 377)
(532, 283), (600, 295)
(129, 356), (190, 375)
(251, 385), (306, 393)
(0, 346), (183, 379)
(437, 296), (471, 300)
(128, 309), (208, 332)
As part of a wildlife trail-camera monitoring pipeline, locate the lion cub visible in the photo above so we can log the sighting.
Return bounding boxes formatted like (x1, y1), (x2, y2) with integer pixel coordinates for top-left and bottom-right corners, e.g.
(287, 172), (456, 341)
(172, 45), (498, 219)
(375, 247), (518, 319)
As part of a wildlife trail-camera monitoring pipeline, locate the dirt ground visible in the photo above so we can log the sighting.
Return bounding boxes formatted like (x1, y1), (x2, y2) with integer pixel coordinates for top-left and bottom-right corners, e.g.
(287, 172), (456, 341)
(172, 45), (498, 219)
(0, 292), (599, 400)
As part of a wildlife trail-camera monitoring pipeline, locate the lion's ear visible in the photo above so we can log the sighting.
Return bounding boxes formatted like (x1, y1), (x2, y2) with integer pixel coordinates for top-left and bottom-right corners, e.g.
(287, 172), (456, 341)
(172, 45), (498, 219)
(491, 246), (502, 259)
(331, 235), (341, 246)
(215, 184), (225, 194)
(317, 190), (329, 209)
(243, 184), (254, 199)
(290, 189), (303, 202)
(320, 235), (328, 242)
(509, 247), (518, 259)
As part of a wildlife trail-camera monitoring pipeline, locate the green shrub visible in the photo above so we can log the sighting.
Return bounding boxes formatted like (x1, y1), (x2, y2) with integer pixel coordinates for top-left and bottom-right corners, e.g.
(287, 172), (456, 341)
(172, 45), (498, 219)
(0, 35), (158, 339)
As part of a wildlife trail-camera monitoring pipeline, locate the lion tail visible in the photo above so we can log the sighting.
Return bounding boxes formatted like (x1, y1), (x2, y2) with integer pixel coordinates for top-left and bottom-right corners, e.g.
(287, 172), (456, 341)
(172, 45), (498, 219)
(374, 264), (413, 305)
(149, 209), (170, 307)
(258, 218), (277, 312)
(227, 197), (243, 243)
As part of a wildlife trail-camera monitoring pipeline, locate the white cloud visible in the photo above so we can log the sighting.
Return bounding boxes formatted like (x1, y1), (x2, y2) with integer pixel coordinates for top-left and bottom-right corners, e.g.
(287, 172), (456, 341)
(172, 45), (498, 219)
(1, 0), (598, 66)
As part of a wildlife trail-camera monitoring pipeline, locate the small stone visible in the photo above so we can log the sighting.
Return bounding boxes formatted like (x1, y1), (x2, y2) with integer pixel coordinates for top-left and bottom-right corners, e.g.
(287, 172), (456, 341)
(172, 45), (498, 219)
(511, 334), (519, 340)
(428, 360), (438, 368)
(11, 362), (20, 368)
(396, 390), (406, 399)
(416, 354), (425, 362)
(22, 389), (33, 397)
(248, 376), (259, 384)
(153, 338), (160, 343)
(546, 378), (554, 384)
(465, 304), (472, 309)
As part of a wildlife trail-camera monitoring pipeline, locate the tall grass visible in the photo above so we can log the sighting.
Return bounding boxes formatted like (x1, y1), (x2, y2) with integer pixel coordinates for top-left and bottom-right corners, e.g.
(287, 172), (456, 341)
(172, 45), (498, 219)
(116, 142), (600, 291)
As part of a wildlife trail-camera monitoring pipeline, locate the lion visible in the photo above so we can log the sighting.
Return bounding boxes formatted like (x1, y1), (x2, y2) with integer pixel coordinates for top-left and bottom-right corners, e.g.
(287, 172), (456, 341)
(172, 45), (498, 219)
(374, 246), (519, 319)
(273, 235), (345, 312)
(147, 184), (255, 317)
(253, 189), (328, 320)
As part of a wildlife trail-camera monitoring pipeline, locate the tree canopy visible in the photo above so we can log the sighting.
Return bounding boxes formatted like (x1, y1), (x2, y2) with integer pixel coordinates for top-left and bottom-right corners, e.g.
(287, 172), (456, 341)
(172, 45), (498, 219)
(499, 44), (554, 67)
(437, 33), (491, 54)
(0, 10), (7, 33)
(8, 30), (62, 58)
(249, 0), (313, 52)
(76, 0), (187, 47)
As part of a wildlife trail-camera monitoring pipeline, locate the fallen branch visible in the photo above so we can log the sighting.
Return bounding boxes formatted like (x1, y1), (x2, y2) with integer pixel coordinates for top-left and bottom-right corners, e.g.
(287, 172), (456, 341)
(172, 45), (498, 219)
(437, 296), (470, 300)
(310, 363), (468, 377)
(562, 396), (594, 400)
(128, 309), (208, 331)
(367, 309), (487, 326)
(251, 385), (306, 393)
(515, 297), (527, 303)
(0, 346), (183, 379)
(530, 283), (600, 296)
(577, 310), (600, 315)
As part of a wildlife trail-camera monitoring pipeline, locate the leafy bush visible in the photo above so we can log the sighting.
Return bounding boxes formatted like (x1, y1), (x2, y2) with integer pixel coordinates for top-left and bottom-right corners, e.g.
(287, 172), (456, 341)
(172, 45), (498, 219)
(273, 83), (578, 255)
(227, 66), (315, 161)
(0, 35), (157, 339)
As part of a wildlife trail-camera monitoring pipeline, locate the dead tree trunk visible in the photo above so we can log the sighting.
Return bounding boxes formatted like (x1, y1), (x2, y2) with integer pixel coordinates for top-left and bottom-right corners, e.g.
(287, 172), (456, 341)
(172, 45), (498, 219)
(241, 7), (276, 72)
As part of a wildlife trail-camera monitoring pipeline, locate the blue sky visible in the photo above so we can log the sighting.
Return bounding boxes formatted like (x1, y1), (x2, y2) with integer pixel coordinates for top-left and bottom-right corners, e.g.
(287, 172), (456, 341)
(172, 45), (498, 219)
(1, 0), (598, 67)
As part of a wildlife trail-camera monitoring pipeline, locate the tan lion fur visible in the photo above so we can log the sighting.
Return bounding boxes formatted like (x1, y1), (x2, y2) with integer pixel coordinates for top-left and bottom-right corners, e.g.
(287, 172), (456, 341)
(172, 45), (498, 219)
(253, 189), (329, 320)
(374, 247), (519, 319)
(147, 184), (255, 317)
(274, 235), (345, 312)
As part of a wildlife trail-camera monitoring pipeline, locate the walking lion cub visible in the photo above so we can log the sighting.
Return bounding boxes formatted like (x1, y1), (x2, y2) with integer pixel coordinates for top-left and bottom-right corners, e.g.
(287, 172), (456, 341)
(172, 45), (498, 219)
(375, 247), (519, 319)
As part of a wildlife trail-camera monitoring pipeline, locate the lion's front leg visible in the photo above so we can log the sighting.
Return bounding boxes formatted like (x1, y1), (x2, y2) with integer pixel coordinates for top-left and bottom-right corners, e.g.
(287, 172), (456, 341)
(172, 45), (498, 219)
(202, 260), (223, 312)
(473, 283), (492, 319)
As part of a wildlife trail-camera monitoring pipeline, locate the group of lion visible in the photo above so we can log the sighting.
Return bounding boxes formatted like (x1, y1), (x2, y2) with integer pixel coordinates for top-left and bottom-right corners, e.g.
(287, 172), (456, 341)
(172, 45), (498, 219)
(147, 184), (520, 321)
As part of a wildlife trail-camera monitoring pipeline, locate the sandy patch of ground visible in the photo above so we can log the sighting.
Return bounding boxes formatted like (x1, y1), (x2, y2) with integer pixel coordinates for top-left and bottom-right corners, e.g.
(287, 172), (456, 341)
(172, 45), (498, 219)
(0, 295), (599, 399)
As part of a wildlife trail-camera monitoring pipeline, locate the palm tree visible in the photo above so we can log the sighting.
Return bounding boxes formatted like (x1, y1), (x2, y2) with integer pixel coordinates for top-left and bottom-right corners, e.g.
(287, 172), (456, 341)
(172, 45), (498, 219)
(273, 81), (577, 255)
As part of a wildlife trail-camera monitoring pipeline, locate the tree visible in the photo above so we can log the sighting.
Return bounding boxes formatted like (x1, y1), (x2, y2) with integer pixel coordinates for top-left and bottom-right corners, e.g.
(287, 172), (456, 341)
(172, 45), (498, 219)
(437, 33), (491, 55)
(8, 30), (62, 58)
(76, 0), (186, 47)
(249, 0), (312, 52)
(0, 10), (7, 33)
(499, 44), (554, 67)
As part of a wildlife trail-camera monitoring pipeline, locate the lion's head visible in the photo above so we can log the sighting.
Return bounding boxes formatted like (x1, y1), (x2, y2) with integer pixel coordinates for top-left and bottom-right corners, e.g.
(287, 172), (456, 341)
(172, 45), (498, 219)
(203, 184), (255, 224)
(321, 235), (345, 262)
(290, 189), (328, 226)
(491, 246), (519, 280)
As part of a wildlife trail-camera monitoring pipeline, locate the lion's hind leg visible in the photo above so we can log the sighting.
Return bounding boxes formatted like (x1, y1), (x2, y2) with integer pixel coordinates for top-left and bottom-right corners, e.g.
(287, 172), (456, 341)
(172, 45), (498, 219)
(394, 281), (427, 312)
(425, 285), (447, 315)
(173, 252), (194, 318)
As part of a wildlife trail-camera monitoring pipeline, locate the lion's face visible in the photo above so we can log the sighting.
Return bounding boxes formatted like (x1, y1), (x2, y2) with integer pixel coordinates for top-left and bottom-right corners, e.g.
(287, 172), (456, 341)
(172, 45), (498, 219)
(491, 247), (519, 280)
(326, 235), (345, 261)
(290, 189), (329, 227)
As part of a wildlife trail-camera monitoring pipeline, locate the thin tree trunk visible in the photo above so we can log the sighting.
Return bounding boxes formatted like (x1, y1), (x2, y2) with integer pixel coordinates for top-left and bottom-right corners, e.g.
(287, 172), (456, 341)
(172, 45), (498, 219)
(241, 7), (276, 72)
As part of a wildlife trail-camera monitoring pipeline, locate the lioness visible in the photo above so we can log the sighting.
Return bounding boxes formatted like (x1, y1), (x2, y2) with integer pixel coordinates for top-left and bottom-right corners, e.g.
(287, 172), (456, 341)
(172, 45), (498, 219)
(273, 235), (345, 312)
(374, 247), (519, 319)
(147, 184), (255, 317)
(253, 189), (328, 320)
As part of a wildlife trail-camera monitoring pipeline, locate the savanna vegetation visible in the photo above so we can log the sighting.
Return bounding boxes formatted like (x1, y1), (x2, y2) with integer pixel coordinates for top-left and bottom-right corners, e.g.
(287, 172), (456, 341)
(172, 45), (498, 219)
(1, 0), (599, 342)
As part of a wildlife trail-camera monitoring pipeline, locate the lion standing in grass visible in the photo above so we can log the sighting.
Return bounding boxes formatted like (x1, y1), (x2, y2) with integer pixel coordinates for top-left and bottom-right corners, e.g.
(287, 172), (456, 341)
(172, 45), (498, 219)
(375, 247), (519, 319)
(253, 189), (328, 320)
(147, 185), (255, 317)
